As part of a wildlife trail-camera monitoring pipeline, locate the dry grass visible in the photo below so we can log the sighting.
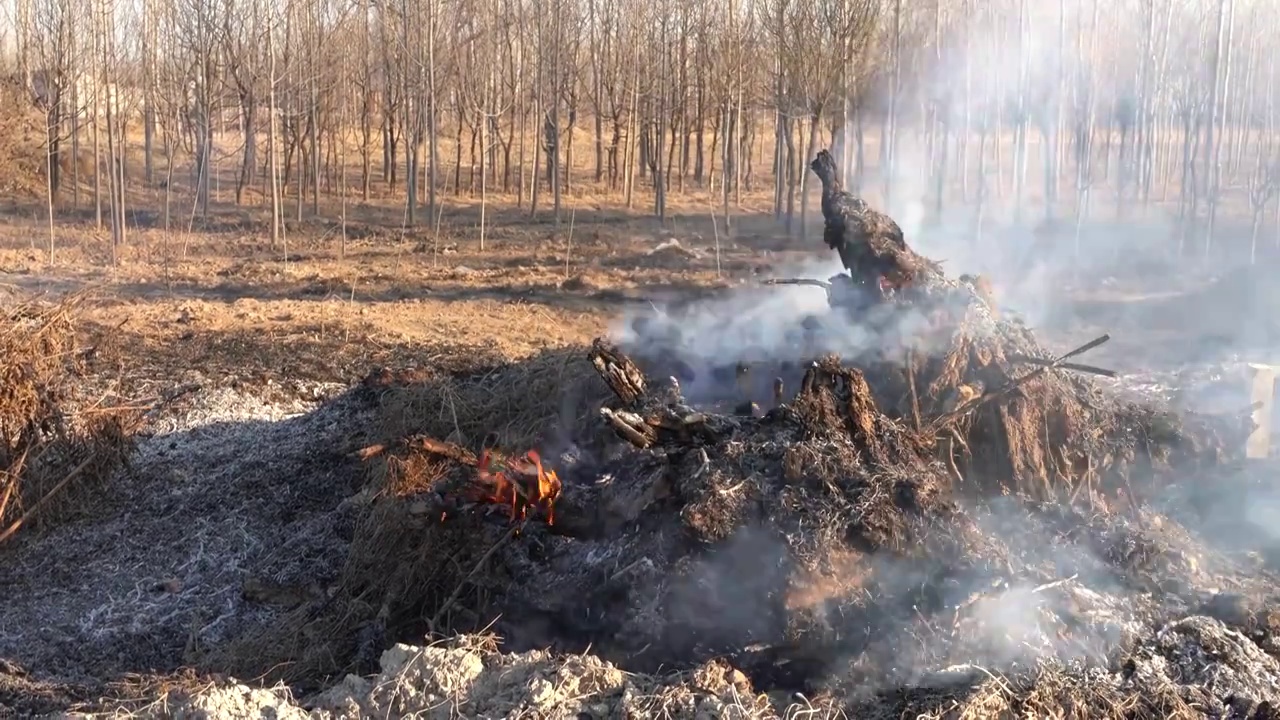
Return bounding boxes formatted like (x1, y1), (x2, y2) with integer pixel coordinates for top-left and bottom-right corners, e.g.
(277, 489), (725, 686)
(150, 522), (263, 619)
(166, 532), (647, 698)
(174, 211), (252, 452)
(372, 346), (614, 451)
(0, 295), (137, 541)
(202, 504), (493, 686)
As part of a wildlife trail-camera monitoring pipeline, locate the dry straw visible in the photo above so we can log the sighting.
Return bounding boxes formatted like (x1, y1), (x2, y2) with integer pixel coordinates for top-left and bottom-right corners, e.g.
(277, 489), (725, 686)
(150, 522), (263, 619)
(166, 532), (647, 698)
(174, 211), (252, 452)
(375, 346), (614, 452)
(0, 294), (136, 542)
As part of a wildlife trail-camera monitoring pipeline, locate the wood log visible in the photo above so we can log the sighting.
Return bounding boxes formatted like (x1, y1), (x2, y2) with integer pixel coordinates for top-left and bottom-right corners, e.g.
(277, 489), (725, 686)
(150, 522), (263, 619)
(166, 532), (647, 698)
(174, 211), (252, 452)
(601, 407), (658, 448)
(406, 436), (479, 465)
(590, 338), (647, 407)
(589, 338), (740, 449)
(601, 404), (731, 450)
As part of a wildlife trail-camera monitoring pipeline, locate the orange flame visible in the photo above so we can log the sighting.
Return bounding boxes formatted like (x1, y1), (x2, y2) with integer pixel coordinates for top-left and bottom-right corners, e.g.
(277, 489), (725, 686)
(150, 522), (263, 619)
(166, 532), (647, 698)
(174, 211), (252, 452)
(474, 448), (562, 524)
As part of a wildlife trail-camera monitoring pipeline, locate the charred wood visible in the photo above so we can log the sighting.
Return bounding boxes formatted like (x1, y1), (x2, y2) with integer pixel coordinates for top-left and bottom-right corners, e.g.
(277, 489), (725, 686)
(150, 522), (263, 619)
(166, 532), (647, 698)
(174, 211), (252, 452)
(600, 404), (732, 449)
(590, 338), (647, 407)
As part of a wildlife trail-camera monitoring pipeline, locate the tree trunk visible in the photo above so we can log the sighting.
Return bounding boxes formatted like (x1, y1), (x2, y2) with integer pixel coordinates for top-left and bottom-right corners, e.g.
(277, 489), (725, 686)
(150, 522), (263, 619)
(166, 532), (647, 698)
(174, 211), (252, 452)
(236, 98), (256, 205)
(800, 113), (821, 240)
(784, 118), (797, 234)
(1201, 0), (1230, 258)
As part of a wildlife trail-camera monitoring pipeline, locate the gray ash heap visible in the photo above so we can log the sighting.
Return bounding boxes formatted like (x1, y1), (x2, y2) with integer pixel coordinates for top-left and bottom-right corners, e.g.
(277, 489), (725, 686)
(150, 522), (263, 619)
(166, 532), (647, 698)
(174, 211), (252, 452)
(241, 151), (1280, 718)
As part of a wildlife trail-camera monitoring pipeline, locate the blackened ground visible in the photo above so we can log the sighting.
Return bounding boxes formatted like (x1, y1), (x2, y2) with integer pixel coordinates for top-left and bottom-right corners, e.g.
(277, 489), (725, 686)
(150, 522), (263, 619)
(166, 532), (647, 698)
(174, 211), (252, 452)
(0, 383), (372, 686)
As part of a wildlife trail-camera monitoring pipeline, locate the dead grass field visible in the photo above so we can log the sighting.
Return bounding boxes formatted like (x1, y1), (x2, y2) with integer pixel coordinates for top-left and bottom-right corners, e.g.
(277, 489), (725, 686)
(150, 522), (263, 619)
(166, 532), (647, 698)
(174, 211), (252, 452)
(0, 216), (743, 387)
(0, 104), (794, 383)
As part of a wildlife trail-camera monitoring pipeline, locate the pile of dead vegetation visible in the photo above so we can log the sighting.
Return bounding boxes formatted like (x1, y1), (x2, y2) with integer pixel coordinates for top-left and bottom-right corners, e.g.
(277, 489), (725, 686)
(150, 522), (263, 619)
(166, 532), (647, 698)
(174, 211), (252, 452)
(366, 347), (614, 450)
(205, 244), (1280, 718)
(200, 348), (615, 679)
(0, 297), (136, 544)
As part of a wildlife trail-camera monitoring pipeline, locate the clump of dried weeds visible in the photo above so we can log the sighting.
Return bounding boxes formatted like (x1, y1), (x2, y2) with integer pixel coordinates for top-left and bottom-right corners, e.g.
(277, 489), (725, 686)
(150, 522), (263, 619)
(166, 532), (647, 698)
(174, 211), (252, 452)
(201, 352), (614, 685)
(0, 296), (136, 542)
(368, 346), (614, 452)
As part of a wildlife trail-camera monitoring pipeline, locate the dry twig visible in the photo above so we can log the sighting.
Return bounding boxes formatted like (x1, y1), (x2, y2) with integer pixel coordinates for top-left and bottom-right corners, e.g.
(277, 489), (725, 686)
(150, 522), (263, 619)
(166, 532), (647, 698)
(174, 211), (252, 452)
(428, 520), (526, 633)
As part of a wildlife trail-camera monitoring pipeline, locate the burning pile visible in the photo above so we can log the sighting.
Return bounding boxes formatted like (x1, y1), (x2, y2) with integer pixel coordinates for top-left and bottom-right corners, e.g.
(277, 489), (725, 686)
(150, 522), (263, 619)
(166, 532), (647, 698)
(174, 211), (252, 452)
(354, 435), (561, 524)
(471, 449), (561, 524)
(225, 203), (1280, 716)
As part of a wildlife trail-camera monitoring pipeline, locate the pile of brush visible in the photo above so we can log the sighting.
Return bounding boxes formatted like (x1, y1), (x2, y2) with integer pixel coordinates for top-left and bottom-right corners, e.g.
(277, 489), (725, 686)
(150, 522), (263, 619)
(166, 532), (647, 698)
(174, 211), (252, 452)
(0, 297), (135, 543)
(222, 237), (1280, 716)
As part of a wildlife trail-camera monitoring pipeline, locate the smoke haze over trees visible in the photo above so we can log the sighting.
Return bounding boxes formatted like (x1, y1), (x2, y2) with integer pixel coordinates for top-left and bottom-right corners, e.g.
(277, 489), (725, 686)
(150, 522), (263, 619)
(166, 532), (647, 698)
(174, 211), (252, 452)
(0, 0), (1278, 265)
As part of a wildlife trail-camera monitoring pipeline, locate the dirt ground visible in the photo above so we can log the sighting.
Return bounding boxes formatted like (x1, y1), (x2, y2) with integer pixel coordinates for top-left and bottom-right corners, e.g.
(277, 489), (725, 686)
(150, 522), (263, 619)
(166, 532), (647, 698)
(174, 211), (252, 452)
(0, 194), (1277, 718)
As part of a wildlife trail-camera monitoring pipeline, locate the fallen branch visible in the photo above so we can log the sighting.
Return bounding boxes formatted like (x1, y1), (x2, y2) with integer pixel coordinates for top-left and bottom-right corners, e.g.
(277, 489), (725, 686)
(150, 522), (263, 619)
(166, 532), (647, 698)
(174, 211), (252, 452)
(1008, 354), (1117, 378)
(0, 476), (16, 527)
(590, 338), (647, 407)
(429, 519), (525, 633)
(1032, 574), (1079, 594)
(351, 444), (391, 461)
(0, 446), (31, 523)
(600, 407), (657, 448)
(70, 384), (203, 421)
(760, 278), (832, 290)
(907, 348), (922, 431)
(601, 403), (729, 449)
(352, 435), (478, 465)
(929, 334), (1112, 433)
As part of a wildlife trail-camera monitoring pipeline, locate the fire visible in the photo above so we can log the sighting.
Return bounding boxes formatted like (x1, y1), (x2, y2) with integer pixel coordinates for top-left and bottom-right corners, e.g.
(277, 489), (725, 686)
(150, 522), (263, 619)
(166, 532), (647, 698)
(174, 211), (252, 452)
(474, 448), (562, 524)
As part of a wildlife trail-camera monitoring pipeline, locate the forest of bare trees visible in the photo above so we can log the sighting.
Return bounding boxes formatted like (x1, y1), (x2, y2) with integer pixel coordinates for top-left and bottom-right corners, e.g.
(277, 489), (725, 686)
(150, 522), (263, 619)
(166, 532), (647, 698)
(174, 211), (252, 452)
(4, 0), (1280, 260)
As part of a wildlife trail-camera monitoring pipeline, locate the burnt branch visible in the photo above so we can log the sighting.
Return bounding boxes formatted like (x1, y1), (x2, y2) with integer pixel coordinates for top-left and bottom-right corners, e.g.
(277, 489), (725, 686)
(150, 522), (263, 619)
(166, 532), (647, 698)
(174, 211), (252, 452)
(590, 338), (647, 407)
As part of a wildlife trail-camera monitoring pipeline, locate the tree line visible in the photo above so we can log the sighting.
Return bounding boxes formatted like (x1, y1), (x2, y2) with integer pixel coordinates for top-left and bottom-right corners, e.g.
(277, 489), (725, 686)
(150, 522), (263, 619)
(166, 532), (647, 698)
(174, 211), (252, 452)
(6, 0), (1280, 261)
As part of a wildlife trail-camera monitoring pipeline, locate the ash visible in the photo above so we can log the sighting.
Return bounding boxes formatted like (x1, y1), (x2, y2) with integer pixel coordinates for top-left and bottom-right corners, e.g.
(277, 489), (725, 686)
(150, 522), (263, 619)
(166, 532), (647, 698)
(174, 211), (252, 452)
(0, 381), (369, 684)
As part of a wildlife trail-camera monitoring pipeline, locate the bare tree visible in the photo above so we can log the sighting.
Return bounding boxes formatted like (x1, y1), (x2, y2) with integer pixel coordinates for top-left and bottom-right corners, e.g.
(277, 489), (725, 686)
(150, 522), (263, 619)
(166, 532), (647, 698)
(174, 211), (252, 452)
(266, 0), (282, 246)
(27, 0), (78, 260)
(8, 0), (1280, 274)
(1200, 0), (1230, 257)
(95, 0), (128, 256)
(1248, 153), (1277, 264)
(220, 0), (263, 205)
(28, 0), (76, 200)
(171, 0), (218, 216)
